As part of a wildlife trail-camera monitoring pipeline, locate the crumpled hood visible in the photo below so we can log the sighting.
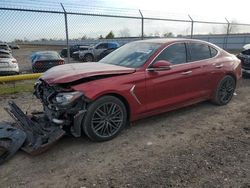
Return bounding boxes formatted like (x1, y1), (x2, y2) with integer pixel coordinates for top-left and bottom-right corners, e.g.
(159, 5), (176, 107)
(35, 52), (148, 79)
(40, 62), (135, 84)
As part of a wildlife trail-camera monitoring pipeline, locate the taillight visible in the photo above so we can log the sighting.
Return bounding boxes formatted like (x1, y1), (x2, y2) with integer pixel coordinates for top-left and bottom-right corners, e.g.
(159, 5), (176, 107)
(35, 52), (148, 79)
(12, 60), (17, 63)
(58, 60), (64, 65)
(35, 61), (42, 66)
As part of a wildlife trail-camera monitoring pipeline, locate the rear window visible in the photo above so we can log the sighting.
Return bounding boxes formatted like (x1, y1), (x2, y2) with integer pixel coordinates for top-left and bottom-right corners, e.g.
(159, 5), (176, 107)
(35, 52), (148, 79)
(96, 43), (108, 49)
(189, 43), (211, 61)
(37, 53), (60, 60)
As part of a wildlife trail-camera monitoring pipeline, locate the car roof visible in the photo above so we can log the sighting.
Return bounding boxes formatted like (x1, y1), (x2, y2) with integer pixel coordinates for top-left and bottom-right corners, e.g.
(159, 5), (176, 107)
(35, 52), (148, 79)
(134, 38), (211, 44)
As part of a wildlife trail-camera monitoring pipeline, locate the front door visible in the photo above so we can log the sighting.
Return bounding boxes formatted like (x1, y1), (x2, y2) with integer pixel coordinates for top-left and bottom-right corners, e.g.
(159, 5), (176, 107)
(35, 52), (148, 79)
(145, 42), (205, 113)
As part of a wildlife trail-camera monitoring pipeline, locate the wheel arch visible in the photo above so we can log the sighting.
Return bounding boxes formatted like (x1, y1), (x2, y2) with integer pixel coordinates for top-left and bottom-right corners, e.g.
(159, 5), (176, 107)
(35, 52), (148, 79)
(226, 72), (237, 84)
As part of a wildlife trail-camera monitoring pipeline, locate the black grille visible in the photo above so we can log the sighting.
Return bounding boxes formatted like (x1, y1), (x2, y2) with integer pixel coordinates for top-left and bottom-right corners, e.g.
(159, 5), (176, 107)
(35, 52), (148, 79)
(34, 80), (57, 105)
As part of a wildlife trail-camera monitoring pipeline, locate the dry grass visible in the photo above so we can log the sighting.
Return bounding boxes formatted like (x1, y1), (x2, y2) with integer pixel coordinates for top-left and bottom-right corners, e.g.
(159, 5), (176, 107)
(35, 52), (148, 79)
(0, 80), (35, 95)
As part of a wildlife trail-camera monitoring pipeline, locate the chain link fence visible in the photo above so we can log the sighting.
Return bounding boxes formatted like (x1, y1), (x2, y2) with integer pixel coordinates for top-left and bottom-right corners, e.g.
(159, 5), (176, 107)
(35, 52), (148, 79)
(0, 1), (250, 76)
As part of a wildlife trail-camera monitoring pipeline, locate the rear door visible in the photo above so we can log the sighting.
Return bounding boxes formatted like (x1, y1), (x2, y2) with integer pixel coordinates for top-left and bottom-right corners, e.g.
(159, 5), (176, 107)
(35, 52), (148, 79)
(187, 42), (221, 96)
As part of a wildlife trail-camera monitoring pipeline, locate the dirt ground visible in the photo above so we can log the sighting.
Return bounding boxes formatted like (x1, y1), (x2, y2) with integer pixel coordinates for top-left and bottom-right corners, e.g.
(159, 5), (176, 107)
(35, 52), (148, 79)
(0, 79), (249, 188)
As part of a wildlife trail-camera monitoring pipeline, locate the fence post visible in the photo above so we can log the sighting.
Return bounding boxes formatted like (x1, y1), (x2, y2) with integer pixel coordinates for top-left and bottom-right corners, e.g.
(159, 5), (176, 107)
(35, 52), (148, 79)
(188, 15), (194, 39)
(139, 10), (144, 40)
(61, 3), (70, 63)
(225, 18), (230, 50)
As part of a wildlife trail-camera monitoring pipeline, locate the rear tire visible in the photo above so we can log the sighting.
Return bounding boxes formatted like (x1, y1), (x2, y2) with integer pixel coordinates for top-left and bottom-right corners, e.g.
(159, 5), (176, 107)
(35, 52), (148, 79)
(211, 75), (236, 105)
(82, 96), (127, 142)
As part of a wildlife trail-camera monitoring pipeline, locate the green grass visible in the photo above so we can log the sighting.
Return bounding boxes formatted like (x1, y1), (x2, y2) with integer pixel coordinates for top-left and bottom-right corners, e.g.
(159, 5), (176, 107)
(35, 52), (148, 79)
(0, 80), (35, 95)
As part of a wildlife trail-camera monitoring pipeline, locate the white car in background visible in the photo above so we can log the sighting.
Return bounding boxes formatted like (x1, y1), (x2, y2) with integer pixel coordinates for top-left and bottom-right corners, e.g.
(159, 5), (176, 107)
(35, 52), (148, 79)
(0, 50), (19, 75)
(0, 43), (12, 53)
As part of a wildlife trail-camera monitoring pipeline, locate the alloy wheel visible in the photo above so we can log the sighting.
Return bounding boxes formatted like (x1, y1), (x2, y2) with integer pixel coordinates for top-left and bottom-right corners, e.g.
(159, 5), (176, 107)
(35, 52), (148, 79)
(218, 77), (235, 104)
(91, 102), (123, 138)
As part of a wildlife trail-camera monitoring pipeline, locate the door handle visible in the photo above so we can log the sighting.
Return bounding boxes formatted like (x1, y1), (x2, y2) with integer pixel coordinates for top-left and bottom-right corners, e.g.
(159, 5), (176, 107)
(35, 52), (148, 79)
(181, 70), (192, 75)
(215, 64), (224, 68)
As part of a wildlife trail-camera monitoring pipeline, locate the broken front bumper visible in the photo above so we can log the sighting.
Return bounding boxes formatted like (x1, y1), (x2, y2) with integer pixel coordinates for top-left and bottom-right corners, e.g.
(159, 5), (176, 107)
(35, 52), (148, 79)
(4, 101), (65, 155)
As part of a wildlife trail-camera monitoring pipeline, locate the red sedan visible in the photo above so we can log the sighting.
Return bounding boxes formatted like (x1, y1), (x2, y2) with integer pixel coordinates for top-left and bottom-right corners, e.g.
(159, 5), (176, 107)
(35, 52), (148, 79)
(34, 39), (241, 141)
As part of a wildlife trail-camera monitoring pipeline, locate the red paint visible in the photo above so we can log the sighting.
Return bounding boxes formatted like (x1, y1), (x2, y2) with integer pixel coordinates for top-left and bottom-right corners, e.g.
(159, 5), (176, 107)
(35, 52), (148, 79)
(40, 39), (241, 122)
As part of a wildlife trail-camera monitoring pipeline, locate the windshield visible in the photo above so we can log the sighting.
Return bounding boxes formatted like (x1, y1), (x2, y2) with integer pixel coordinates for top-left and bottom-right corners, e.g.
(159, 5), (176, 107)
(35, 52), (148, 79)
(99, 42), (161, 68)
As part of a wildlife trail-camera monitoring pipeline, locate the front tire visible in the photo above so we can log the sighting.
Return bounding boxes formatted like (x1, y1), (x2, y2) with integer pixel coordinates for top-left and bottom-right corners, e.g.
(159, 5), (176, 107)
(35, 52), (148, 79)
(83, 96), (127, 142)
(212, 75), (236, 105)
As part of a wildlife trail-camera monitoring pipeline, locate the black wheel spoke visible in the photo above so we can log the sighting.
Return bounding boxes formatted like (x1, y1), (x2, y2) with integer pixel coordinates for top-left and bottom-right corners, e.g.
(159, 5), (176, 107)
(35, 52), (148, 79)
(108, 103), (116, 115)
(106, 122), (113, 136)
(94, 121), (105, 131)
(96, 108), (106, 118)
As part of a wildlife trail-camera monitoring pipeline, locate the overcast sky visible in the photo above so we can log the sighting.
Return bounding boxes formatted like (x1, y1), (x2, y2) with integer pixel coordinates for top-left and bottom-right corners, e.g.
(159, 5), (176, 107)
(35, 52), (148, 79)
(61, 0), (249, 22)
(2, 0), (249, 22)
(1, 0), (250, 41)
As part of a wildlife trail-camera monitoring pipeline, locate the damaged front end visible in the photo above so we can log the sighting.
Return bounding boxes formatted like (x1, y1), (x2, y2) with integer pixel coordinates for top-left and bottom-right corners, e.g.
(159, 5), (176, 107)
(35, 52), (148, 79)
(34, 79), (90, 137)
(1, 79), (90, 164)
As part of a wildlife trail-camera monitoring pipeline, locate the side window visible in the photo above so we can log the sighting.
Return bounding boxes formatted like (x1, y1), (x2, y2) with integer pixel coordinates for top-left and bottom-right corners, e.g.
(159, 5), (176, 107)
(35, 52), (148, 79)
(96, 43), (107, 49)
(154, 43), (187, 65)
(210, 47), (218, 57)
(189, 43), (211, 61)
(108, 43), (118, 48)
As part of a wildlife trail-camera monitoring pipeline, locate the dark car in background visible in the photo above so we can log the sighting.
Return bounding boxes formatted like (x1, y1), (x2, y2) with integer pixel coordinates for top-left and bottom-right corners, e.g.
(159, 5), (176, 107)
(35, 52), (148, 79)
(31, 51), (64, 73)
(61, 45), (89, 58)
(237, 45), (250, 77)
(72, 45), (89, 60)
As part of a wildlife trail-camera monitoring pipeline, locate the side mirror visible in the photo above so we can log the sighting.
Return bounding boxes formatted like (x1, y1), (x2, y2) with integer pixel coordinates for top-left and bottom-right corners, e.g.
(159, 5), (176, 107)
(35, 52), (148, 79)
(148, 60), (172, 71)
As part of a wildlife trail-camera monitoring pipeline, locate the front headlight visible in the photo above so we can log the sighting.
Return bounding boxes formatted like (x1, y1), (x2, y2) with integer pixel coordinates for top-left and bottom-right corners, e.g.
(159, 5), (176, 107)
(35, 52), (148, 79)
(55, 91), (83, 106)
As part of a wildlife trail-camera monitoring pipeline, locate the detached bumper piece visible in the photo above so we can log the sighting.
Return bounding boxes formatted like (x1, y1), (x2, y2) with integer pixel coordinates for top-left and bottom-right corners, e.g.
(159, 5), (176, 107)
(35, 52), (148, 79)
(0, 123), (26, 165)
(5, 101), (65, 155)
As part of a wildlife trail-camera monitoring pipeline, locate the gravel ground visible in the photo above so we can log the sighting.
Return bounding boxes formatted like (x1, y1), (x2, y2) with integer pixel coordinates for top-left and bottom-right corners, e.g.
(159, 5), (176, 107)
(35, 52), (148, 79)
(0, 79), (249, 188)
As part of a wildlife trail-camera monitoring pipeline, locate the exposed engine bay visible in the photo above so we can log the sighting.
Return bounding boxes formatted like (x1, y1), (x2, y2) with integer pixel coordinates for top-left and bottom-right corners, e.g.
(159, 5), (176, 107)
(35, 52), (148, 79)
(34, 79), (91, 137)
